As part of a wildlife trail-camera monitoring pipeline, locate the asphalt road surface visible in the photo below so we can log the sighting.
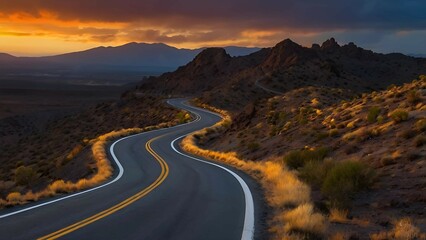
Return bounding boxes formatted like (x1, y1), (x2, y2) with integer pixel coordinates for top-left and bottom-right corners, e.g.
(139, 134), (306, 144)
(0, 99), (262, 240)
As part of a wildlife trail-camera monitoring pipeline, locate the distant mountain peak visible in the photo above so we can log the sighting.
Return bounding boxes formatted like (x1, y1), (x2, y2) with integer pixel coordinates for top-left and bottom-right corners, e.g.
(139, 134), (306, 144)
(271, 38), (304, 56)
(193, 47), (231, 65)
(197, 47), (229, 56)
(321, 38), (340, 50)
(122, 42), (139, 46)
(0, 52), (16, 61)
(262, 38), (313, 69)
(275, 38), (301, 49)
(0, 52), (15, 57)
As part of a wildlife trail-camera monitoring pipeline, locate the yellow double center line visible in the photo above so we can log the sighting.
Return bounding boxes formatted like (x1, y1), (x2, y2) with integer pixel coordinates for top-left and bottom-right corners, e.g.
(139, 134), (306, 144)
(38, 135), (169, 240)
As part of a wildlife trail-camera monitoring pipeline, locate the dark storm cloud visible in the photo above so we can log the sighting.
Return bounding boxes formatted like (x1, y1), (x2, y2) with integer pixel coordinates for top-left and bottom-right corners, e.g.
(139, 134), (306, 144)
(0, 0), (425, 31)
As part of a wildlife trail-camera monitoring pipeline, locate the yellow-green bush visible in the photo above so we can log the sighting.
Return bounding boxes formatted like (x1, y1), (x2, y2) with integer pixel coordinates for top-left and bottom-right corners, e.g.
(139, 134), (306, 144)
(389, 109), (409, 123)
(367, 106), (380, 123)
(283, 147), (330, 169)
(406, 90), (421, 105)
(14, 166), (37, 186)
(299, 159), (335, 187)
(321, 160), (375, 207)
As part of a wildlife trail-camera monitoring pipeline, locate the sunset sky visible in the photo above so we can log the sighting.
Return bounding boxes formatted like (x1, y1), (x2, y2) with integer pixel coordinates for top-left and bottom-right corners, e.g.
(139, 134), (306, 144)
(0, 0), (425, 56)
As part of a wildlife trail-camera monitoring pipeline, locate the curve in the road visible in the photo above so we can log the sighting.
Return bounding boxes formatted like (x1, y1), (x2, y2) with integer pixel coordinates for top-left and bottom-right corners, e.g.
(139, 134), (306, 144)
(38, 136), (170, 240)
(0, 100), (256, 240)
(170, 136), (254, 240)
(0, 111), (201, 220)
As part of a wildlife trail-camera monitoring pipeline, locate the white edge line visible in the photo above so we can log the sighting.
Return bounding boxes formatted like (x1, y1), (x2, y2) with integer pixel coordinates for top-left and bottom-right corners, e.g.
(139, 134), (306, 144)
(170, 105), (255, 240)
(0, 100), (254, 240)
(0, 100), (201, 219)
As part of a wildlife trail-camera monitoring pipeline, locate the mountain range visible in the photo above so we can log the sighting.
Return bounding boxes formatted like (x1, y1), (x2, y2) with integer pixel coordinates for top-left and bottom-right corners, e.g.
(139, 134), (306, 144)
(0, 43), (260, 73)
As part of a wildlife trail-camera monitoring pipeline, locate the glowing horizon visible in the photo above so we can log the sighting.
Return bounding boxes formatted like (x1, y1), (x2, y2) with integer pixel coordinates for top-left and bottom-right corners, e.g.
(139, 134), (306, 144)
(0, 1), (425, 56)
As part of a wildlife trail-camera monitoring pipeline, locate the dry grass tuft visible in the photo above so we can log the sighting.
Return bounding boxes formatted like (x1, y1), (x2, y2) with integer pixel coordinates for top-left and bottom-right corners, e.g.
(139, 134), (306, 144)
(6, 192), (23, 204)
(329, 208), (349, 223)
(370, 218), (424, 240)
(280, 203), (327, 236)
(393, 218), (421, 240)
(263, 161), (311, 207)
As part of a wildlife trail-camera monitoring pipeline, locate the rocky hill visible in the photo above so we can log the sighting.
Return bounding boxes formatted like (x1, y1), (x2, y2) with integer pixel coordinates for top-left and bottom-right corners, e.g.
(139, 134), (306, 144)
(140, 38), (426, 111)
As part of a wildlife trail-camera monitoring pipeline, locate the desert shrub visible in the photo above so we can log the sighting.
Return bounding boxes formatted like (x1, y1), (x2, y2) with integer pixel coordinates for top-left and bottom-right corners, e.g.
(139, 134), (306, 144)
(6, 192), (22, 204)
(346, 120), (357, 128)
(264, 162), (311, 208)
(343, 127), (369, 142)
(407, 90), (421, 105)
(414, 135), (426, 147)
(372, 218), (423, 240)
(367, 106), (381, 123)
(48, 180), (74, 193)
(389, 109), (409, 123)
(366, 128), (380, 138)
(393, 218), (421, 240)
(321, 160), (375, 207)
(415, 119), (426, 132)
(267, 111), (287, 125)
(282, 203), (327, 236)
(299, 159), (335, 187)
(14, 166), (37, 186)
(373, 96), (383, 103)
(176, 111), (191, 123)
(283, 147), (330, 169)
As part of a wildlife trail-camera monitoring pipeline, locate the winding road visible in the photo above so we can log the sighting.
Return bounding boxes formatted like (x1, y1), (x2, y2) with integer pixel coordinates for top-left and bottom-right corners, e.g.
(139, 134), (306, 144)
(0, 99), (262, 240)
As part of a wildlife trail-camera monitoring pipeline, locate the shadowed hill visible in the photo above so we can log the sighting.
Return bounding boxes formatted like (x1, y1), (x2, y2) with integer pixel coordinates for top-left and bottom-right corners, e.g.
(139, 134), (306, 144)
(140, 38), (426, 110)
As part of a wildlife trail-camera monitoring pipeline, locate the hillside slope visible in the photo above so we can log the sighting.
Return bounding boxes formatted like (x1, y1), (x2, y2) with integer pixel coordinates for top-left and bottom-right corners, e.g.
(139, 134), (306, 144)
(141, 38), (426, 110)
(195, 77), (426, 238)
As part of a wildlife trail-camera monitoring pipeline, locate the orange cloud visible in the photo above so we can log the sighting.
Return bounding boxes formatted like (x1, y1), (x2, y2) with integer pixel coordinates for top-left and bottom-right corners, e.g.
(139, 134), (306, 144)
(0, 1), (424, 55)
